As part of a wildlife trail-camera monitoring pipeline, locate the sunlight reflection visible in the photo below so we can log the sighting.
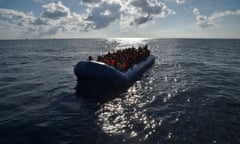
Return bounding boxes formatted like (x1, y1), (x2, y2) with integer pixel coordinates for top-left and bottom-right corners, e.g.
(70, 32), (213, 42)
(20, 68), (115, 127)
(109, 38), (149, 45)
(96, 76), (162, 140)
(167, 132), (173, 139)
(108, 38), (149, 50)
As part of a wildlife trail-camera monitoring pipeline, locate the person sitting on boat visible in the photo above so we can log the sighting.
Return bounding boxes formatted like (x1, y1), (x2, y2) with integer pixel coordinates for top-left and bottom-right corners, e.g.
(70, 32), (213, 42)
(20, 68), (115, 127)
(88, 56), (93, 61)
(94, 45), (150, 71)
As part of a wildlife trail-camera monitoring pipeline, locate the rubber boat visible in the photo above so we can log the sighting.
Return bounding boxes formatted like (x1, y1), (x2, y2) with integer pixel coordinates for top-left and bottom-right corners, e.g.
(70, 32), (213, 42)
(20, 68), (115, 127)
(74, 55), (155, 98)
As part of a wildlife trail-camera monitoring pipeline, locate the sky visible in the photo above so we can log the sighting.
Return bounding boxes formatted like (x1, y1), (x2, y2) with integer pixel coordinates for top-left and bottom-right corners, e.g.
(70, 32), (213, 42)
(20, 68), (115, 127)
(0, 0), (240, 39)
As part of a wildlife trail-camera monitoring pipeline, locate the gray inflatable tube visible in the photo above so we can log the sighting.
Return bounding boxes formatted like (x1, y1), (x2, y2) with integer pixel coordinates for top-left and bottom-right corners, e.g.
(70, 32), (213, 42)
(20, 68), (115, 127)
(74, 55), (155, 98)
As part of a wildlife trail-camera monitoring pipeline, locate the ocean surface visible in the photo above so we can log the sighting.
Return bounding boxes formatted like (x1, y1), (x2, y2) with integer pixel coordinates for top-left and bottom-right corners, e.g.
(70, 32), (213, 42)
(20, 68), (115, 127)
(0, 38), (239, 144)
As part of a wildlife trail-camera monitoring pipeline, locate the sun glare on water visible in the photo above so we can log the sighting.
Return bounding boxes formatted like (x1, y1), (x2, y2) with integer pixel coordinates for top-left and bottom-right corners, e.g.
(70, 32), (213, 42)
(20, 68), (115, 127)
(110, 37), (149, 45)
(108, 37), (150, 50)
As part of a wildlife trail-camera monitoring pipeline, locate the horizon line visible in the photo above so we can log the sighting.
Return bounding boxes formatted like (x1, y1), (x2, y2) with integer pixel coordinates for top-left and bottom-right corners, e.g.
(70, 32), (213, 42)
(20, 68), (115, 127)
(0, 37), (240, 41)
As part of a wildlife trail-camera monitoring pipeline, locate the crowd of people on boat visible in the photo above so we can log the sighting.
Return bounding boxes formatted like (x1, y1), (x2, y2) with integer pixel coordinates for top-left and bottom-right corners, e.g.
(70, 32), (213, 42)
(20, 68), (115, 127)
(88, 45), (150, 72)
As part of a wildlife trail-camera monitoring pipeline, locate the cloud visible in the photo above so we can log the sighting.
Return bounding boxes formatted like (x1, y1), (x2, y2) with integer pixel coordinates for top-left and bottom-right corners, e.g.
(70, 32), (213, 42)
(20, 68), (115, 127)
(0, 2), (85, 38)
(84, 1), (121, 30)
(193, 8), (200, 15)
(176, 0), (185, 4)
(34, 2), (87, 35)
(82, 0), (175, 29)
(130, 0), (174, 17)
(0, 8), (35, 26)
(0, 8), (34, 20)
(196, 15), (214, 28)
(0, 9), (37, 38)
(80, 0), (102, 4)
(123, 0), (175, 26)
(193, 8), (240, 28)
(0, 0), (175, 38)
(131, 15), (152, 25)
(209, 9), (240, 21)
(41, 1), (71, 19)
(193, 8), (214, 28)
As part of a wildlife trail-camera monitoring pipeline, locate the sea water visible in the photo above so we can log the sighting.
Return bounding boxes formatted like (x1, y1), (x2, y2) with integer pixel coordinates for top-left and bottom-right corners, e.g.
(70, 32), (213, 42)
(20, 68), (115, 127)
(0, 38), (239, 144)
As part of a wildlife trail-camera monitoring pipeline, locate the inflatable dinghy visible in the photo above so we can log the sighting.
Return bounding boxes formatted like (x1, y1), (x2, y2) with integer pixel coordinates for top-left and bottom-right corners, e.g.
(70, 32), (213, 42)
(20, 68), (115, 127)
(74, 55), (155, 98)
